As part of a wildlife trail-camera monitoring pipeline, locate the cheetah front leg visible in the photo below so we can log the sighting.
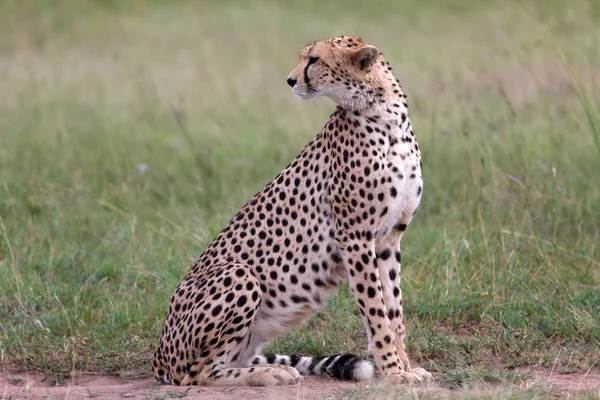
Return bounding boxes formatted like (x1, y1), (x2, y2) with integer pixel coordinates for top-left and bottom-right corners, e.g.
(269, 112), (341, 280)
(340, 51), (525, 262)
(340, 237), (411, 383)
(375, 228), (432, 383)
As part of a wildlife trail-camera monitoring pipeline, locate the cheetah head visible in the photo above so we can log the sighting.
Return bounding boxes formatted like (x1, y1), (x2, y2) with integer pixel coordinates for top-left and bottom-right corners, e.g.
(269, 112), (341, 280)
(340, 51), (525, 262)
(286, 36), (382, 110)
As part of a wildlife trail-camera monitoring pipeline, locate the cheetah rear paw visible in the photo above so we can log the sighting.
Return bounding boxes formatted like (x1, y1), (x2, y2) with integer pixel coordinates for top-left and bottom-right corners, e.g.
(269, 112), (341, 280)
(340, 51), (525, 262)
(246, 366), (301, 386)
(386, 368), (432, 385)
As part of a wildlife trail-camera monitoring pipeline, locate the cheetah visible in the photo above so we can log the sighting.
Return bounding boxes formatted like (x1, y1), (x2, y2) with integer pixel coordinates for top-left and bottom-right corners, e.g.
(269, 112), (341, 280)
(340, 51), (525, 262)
(152, 35), (432, 386)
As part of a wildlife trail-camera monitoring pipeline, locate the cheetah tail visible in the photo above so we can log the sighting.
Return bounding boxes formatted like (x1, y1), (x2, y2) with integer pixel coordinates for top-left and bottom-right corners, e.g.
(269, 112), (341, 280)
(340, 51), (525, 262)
(252, 354), (374, 381)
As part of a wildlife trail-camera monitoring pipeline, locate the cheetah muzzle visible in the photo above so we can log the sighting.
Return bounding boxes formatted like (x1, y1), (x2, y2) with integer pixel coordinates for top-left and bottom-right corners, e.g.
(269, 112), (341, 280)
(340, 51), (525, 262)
(152, 35), (432, 387)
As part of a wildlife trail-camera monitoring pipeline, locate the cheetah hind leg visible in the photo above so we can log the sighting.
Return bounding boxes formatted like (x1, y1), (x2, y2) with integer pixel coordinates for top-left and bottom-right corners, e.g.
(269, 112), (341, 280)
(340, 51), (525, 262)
(251, 354), (375, 381)
(178, 329), (301, 386)
(177, 264), (301, 387)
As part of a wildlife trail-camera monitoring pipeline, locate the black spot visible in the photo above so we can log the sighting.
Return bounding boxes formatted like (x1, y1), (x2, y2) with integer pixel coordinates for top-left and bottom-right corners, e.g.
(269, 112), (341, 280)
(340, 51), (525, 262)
(389, 269), (397, 280)
(291, 295), (309, 303)
(211, 305), (222, 317)
(378, 249), (391, 261)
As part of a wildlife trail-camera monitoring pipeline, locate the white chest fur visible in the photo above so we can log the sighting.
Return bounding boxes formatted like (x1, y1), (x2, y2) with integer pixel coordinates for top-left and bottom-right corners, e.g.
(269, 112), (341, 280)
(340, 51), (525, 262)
(377, 130), (423, 238)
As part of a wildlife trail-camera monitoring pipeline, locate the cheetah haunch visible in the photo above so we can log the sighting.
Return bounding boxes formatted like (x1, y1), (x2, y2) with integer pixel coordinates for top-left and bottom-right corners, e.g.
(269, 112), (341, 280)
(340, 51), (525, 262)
(153, 36), (432, 386)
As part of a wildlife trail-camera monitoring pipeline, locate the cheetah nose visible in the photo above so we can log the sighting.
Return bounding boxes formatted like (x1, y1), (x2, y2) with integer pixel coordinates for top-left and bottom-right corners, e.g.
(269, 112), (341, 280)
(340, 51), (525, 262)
(286, 77), (297, 88)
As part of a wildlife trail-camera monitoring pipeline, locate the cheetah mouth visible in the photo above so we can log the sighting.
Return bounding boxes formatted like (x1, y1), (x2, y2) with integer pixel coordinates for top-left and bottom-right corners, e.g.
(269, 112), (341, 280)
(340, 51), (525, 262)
(293, 86), (318, 99)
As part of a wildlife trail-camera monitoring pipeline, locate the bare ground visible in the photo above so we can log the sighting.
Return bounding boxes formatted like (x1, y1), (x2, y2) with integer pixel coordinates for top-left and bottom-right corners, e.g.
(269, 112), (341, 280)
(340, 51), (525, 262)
(1, 367), (600, 400)
(0, 371), (356, 400)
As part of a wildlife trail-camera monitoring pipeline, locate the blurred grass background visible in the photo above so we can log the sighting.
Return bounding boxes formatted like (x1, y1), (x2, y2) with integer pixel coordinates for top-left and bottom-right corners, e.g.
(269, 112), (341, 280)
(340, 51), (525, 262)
(0, 0), (599, 389)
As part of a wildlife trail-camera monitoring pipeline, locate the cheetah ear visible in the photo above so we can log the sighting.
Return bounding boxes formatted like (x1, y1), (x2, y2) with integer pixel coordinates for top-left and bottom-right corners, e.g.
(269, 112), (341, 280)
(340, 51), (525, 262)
(353, 45), (380, 70)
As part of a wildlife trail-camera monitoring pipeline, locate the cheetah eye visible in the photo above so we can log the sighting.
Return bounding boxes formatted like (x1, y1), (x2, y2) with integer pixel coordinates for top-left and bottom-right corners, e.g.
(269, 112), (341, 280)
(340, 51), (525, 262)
(308, 57), (319, 66)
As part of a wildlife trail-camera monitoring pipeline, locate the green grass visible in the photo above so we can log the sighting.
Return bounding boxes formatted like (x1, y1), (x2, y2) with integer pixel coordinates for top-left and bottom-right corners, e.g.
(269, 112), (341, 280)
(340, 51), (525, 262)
(0, 0), (599, 396)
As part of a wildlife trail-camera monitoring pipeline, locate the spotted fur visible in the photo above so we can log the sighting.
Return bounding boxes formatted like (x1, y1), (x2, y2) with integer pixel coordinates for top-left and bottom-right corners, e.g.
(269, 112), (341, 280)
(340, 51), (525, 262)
(152, 36), (432, 386)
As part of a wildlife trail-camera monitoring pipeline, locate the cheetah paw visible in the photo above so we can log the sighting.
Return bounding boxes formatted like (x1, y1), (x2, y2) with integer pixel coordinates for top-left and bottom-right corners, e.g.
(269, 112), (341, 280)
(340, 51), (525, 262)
(247, 366), (301, 386)
(408, 367), (433, 382)
(386, 368), (432, 385)
(281, 365), (304, 382)
(272, 365), (303, 382)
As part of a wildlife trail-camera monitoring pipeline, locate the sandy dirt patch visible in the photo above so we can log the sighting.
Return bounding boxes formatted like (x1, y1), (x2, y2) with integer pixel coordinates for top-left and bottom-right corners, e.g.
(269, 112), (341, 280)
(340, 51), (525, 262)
(1, 367), (599, 399)
(0, 371), (355, 400)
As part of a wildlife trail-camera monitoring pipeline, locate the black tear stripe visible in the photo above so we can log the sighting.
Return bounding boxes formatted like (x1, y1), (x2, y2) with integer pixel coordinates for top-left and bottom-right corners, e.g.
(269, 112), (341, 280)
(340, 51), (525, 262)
(303, 61), (312, 85)
(303, 55), (320, 86)
(304, 64), (310, 86)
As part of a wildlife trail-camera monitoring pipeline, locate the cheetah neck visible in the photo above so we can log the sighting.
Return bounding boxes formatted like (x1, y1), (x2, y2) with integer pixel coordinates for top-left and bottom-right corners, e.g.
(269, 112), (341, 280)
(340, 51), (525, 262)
(333, 105), (415, 146)
(337, 63), (410, 126)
